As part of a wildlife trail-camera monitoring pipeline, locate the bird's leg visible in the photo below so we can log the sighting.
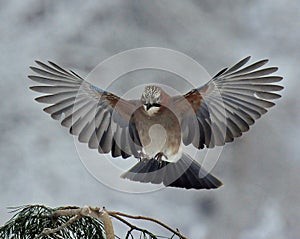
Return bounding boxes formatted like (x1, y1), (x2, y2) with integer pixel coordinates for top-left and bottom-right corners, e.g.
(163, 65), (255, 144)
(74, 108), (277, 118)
(137, 151), (149, 162)
(154, 152), (168, 167)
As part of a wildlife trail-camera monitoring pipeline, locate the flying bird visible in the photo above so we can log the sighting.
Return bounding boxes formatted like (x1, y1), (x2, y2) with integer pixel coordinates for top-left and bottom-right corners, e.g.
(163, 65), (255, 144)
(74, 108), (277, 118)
(28, 56), (283, 190)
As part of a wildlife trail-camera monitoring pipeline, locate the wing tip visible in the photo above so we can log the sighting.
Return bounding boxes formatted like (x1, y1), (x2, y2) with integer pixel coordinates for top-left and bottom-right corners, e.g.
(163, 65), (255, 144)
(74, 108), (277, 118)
(34, 60), (43, 65)
(244, 55), (251, 61)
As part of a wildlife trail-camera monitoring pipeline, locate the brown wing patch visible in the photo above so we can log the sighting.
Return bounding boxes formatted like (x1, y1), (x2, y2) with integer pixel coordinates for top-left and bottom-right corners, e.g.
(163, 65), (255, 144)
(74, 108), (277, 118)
(184, 89), (202, 112)
(107, 96), (140, 122)
(174, 89), (204, 115)
(104, 93), (120, 107)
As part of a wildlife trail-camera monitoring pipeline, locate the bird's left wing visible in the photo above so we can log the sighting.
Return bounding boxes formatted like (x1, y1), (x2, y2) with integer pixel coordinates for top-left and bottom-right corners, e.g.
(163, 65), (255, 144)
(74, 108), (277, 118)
(173, 56), (283, 149)
(29, 61), (142, 158)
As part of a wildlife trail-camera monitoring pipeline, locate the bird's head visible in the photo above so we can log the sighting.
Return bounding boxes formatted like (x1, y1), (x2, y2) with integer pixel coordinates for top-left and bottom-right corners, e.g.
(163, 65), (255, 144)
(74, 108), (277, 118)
(141, 85), (162, 115)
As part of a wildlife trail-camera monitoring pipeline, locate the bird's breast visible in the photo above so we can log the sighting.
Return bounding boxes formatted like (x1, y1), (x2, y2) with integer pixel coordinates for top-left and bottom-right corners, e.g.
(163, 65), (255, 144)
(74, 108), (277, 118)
(132, 106), (182, 160)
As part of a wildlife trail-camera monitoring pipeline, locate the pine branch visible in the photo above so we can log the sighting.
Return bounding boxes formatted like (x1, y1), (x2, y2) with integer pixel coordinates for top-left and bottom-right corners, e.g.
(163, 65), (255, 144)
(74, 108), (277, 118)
(35, 214), (82, 238)
(44, 206), (115, 239)
(0, 205), (188, 239)
(0, 205), (104, 239)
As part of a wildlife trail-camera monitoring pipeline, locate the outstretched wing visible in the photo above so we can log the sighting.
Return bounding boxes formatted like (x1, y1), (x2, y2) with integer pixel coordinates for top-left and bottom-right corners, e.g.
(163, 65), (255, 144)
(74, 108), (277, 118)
(29, 61), (142, 158)
(173, 56), (283, 149)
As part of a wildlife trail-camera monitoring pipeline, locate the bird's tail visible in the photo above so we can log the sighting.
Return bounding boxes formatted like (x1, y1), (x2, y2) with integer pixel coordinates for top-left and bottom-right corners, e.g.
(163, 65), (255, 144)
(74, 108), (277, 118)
(121, 153), (223, 190)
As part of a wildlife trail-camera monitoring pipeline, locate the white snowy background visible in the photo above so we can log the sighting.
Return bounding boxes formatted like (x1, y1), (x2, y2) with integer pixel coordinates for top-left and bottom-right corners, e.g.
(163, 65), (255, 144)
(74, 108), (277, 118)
(0, 1), (299, 238)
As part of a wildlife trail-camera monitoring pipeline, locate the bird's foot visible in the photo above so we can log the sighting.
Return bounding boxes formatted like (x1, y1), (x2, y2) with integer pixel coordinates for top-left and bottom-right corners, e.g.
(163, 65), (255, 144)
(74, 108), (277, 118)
(154, 152), (168, 167)
(154, 152), (168, 160)
(137, 151), (149, 162)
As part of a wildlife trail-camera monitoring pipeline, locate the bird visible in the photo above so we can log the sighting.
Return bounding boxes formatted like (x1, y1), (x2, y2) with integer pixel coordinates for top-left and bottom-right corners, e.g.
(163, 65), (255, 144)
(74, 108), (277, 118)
(28, 56), (283, 190)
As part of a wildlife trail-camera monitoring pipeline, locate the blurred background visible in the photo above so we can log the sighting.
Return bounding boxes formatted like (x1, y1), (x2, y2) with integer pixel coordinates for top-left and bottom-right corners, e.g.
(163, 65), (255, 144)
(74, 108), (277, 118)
(0, 0), (299, 238)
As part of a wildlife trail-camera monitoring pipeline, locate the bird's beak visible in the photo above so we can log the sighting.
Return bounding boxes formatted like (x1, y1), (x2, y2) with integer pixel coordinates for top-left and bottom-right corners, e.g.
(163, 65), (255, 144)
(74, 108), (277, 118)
(145, 103), (151, 111)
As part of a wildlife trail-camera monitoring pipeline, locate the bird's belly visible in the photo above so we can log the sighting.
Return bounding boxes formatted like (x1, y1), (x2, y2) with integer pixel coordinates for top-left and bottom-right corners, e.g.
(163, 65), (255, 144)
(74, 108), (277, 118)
(134, 110), (182, 162)
(142, 123), (168, 156)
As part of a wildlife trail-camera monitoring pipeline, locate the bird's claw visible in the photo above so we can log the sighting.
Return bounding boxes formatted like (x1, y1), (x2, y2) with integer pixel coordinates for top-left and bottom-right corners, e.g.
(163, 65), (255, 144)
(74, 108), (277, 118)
(154, 152), (168, 167)
(154, 152), (163, 161)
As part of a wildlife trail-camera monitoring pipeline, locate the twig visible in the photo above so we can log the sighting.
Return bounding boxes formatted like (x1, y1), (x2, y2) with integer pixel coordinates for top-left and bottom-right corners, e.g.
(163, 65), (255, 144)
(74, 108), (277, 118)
(111, 214), (157, 238)
(99, 207), (115, 239)
(35, 214), (81, 238)
(108, 211), (187, 239)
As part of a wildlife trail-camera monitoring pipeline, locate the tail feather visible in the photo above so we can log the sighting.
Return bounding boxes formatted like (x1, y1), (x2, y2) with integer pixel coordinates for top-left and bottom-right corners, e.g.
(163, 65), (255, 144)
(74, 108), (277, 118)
(121, 154), (223, 190)
(166, 158), (222, 189)
(122, 159), (167, 184)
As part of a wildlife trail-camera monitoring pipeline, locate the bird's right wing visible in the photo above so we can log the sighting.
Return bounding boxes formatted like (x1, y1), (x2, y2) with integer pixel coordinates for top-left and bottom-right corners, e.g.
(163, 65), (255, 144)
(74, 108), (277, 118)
(29, 61), (142, 159)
